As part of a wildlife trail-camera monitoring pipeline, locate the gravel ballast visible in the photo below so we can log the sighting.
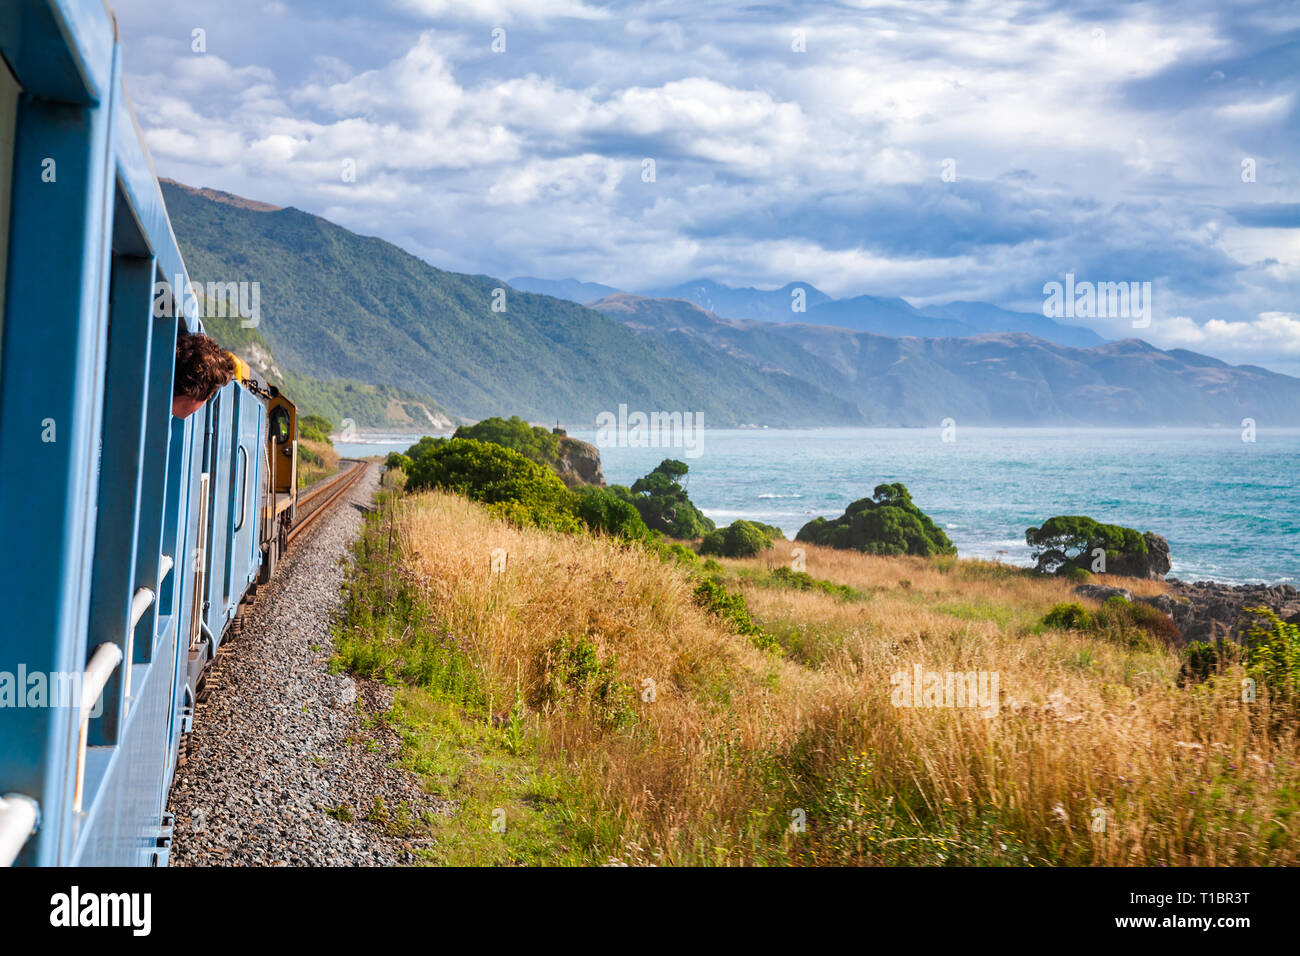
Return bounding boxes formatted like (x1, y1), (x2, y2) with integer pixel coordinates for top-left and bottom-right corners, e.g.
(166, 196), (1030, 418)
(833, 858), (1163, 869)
(169, 466), (446, 866)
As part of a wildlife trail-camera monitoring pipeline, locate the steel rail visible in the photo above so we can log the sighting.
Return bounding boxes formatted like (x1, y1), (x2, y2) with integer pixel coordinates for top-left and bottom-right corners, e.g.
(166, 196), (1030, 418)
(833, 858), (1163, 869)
(286, 461), (367, 546)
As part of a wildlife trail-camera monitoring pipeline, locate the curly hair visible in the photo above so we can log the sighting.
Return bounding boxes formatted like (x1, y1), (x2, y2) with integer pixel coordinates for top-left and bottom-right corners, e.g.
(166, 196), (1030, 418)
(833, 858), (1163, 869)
(174, 333), (236, 403)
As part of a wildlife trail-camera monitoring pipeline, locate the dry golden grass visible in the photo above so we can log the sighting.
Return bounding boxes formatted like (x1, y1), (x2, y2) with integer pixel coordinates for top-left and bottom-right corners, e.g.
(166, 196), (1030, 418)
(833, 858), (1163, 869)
(392, 492), (1300, 866)
(297, 438), (340, 488)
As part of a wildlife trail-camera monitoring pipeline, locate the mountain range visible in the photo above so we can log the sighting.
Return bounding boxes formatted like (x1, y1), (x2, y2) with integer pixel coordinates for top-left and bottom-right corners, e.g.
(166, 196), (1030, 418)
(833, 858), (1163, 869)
(162, 181), (857, 427)
(590, 294), (1300, 426)
(163, 181), (1300, 428)
(508, 276), (1107, 347)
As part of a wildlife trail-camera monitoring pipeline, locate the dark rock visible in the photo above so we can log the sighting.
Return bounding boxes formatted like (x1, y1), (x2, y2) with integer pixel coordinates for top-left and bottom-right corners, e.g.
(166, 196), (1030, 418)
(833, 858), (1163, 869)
(1073, 584), (1134, 604)
(555, 436), (605, 487)
(1106, 532), (1171, 579)
(1163, 580), (1300, 646)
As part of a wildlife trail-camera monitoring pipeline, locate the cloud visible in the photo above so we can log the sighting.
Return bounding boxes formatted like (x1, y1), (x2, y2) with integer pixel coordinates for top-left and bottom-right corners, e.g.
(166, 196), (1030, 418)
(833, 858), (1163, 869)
(1155, 312), (1300, 365)
(109, 0), (1300, 372)
(396, 0), (608, 24)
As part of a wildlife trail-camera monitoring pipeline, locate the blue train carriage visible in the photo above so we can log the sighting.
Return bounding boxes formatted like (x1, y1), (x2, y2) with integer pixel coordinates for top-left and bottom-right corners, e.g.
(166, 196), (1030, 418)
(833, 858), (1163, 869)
(0, 0), (296, 866)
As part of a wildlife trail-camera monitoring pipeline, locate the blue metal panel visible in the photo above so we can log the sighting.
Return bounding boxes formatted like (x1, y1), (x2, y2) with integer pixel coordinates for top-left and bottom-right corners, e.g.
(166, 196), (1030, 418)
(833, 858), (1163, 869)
(114, 93), (194, 325)
(0, 0), (282, 867)
(69, 626), (179, 866)
(0, 0), (111, 106)
(85, 253), (154, 750)
(160, 413), (197, 790)
(0, 25), (120, 867)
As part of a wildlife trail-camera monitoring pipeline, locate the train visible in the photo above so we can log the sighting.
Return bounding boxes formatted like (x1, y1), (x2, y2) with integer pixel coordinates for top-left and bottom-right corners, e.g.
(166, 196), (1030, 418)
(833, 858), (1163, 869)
(0, 0), (305, 865)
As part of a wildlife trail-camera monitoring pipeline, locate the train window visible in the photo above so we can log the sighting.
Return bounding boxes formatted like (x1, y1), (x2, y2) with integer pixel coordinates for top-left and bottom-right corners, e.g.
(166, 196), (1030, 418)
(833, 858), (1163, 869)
(269, 405), (291, 444)
(0, 56), (19, 360)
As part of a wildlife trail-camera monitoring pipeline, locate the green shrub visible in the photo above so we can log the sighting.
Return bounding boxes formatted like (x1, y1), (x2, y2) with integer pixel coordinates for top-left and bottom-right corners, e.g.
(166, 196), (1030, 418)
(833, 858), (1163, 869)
(1058, 565), (1093, 583)
(750, 521), (785, 542)
(298, 414), (334, 445)
(692, 577), (777, 650)
(405, 437), (580, 533)
(699, 520), (775, 558)
(1179, 639), (1240, 686)
(1043, 602), (1092, 631)
(796, 483), (954, 557)
(385, 452), (412, 471)
(1244, 608), (1300, 701)
(1043, 597), (1180, 647)
(769, 566), (859, 601)
(454, 416), (562, 469)
(625, 459), (715, 539)
(543, 635), (634, 728)
(573, 485), (650, 542)
(1025, 515), (1148, 575)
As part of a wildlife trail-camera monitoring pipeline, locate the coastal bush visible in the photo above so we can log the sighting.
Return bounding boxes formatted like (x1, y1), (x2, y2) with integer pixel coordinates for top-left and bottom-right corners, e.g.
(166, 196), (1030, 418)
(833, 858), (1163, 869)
(404, 437), (581, 533)
(1179, 638), (1240, 686)
(692, 577), (773, 649)
(572, 485), (650, 542)
(626, 459), (715, 539)
(795, 483), (955, 557)
(768, 566), (859, 601)
(1244, 608), (1300, 701)
(1043, 602), (1091, 631)
(1043, 595), (1180, 647)
(454, 416), (562, 470)
(1025, 515), (1148, 575)
(699, 519), (775, 558)
(298, 413), (334, 445)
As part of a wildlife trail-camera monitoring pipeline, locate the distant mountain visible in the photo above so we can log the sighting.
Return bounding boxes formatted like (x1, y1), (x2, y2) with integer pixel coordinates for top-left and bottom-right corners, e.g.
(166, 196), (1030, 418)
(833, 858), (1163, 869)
(805, 293), (973, 337)
(507, 276), (622, 303)
(197, 302), (458, 430)
(644, 278), (834, 323)
(163, 182), (861, 426)
(509, 274), (1106, 347)
(652, 278), (1105, 347)
(923, 300), (1105, 347)
(590, 294), (1300, 426)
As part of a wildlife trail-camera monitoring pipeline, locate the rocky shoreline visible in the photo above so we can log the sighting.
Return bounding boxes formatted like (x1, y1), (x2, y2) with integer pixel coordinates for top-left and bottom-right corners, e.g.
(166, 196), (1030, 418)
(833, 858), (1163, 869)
(1074, 579), (1300, 646)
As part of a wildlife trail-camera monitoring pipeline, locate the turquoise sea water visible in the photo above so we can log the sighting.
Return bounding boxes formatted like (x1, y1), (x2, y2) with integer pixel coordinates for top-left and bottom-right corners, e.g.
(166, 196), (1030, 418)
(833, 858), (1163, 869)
(338, 428), (1299, 585)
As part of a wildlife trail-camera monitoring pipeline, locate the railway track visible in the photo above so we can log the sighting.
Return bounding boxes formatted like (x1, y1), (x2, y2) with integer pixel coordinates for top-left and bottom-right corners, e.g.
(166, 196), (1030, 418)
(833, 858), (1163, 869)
(185, 459), (369, 718)
(289, 460), (369, 544)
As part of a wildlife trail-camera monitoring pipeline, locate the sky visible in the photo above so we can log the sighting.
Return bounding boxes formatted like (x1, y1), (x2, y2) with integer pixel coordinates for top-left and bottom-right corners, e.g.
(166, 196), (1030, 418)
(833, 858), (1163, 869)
(111, 0), (1300, 372)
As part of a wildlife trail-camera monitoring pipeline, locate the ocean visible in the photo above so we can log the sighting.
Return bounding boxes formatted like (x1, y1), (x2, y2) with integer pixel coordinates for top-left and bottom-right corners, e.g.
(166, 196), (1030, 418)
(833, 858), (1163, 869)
(336, 427), (1299, 585)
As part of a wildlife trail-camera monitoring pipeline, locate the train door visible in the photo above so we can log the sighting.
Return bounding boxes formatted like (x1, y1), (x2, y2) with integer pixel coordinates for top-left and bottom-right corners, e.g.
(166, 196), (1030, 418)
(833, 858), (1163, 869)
(201, 386), (234, 645)
(223, 386), (265, 609)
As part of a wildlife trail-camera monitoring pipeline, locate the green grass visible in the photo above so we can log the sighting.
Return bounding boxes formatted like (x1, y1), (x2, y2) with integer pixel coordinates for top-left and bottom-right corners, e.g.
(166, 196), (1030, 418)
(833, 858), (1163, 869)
(330, 485), (616, 866)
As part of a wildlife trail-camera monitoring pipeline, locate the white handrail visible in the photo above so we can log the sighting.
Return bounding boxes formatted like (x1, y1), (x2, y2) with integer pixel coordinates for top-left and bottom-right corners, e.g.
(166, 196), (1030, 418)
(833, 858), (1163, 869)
(124, 554), (171, 707)
(129, 586), (155, 631)
(0, 793), (39, 866)
(73, 642), (124, 813)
